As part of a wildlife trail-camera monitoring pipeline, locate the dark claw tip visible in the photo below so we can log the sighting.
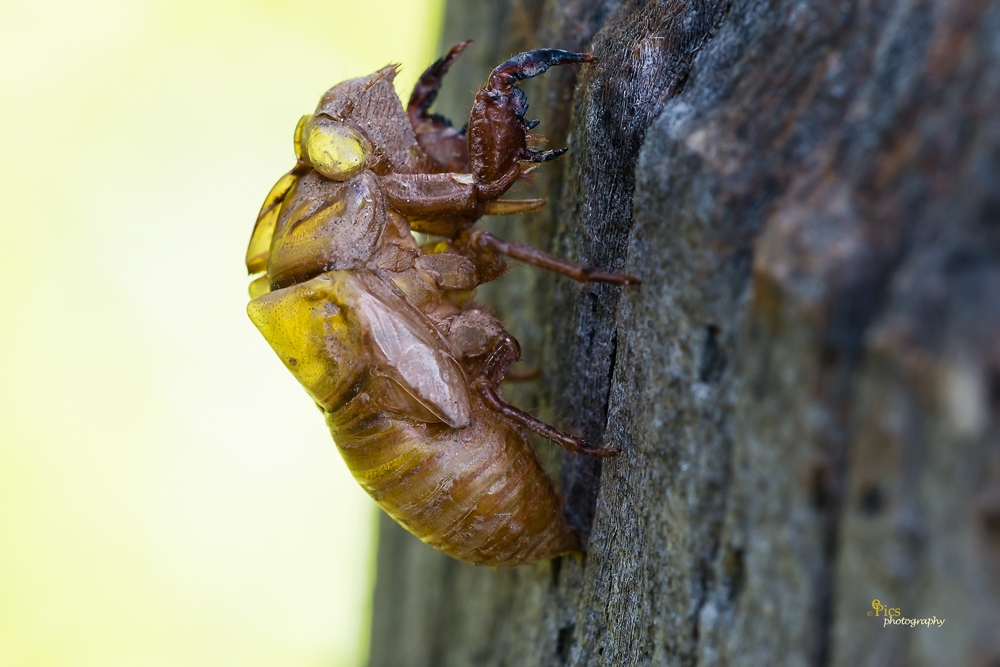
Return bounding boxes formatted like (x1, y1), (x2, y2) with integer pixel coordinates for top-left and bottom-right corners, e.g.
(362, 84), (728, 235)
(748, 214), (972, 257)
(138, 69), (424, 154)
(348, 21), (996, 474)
(529, 147), (567, 163)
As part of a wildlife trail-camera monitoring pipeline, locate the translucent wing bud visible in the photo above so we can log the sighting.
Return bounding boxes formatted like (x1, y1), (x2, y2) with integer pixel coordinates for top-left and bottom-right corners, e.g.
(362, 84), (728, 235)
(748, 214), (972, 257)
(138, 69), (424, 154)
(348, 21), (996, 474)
(306, 119), (369, 181)
(293, 114), (311, 163)
(245, 172), (299, 274)
(248, 274), (270, 299)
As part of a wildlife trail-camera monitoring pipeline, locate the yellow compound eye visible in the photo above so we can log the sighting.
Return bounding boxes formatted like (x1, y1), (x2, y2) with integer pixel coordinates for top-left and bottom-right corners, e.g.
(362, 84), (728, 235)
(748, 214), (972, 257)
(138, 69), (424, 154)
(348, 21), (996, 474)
(293, 114), (311, 163)
(306, 119), (369, 181)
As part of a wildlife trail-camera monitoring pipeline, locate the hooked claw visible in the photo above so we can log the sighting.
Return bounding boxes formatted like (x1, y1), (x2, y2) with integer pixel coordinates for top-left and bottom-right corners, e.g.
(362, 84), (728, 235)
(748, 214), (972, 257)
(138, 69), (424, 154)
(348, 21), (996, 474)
(486, 49), (596, 93)
(468, 49), (596, 192)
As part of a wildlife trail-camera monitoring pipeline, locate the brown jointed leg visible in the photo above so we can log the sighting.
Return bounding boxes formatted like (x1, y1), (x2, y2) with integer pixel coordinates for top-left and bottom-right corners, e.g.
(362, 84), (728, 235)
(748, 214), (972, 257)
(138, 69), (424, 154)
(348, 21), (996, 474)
(469, 231), (640, 285)
(407, 42), (472, 173)
(473, 331), (619, 458)
(502, 367), (541, 382)
(406, 41), (470, 126)
(468, 49), (595, 189)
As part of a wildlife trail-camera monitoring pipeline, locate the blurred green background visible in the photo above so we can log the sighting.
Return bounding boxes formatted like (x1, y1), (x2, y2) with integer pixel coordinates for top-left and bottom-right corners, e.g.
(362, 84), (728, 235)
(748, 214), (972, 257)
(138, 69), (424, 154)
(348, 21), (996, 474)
(0, 0), (443, 665)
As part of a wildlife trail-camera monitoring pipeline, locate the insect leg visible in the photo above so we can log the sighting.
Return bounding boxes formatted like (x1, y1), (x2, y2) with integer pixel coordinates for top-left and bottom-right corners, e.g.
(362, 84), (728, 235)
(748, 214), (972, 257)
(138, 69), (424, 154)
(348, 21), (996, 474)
(468, 230), (640, 285)
(502, 367), (541, 383)
(407, 42), (472, 173)
(486, 49), (595, 92)
(407, 41), (470, 126)
(468, 50), (596, 193)
(472, 332), (619, 458)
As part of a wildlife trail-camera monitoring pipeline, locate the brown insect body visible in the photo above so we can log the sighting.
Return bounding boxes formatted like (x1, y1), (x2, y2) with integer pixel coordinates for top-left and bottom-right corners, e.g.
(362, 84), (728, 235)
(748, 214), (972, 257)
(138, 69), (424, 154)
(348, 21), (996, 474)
(246, 44), (637, 566)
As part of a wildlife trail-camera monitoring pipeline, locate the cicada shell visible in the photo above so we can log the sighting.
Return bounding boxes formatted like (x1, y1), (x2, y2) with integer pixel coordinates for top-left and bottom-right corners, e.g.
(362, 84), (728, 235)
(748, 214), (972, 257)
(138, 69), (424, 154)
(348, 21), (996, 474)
(245, 43), (637, 567)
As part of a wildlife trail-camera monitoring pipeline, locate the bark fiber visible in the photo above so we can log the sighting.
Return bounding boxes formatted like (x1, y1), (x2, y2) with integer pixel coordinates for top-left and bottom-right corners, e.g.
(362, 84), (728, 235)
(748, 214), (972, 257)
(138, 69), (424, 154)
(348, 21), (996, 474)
(369, 0), (1000, 664)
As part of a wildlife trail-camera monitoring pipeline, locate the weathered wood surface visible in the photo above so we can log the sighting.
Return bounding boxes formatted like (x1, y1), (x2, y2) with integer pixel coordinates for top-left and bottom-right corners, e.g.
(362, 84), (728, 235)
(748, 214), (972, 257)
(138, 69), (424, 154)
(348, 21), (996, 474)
(368, 0), (1000, 665)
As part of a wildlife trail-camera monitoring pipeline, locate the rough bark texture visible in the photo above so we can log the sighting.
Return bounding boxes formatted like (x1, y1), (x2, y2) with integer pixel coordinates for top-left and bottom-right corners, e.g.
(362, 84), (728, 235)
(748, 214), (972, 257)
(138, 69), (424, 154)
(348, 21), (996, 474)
(368, 0), (1000, 665)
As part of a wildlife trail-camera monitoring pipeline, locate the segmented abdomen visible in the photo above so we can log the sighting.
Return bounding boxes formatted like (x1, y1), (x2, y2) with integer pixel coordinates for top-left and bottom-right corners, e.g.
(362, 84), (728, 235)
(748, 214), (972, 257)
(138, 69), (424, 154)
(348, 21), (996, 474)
(327, 385), (579, 567)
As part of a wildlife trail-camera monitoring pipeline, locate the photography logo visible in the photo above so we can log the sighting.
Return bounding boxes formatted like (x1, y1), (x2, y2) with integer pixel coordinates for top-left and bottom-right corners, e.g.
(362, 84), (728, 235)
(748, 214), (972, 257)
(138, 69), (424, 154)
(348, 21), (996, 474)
(869, 600), (945, 628)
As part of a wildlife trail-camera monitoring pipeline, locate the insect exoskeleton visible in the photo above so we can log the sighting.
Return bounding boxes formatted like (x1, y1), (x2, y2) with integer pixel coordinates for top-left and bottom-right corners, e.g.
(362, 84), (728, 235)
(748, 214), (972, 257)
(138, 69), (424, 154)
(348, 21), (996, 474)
(246, 43), (638, 566)
(248, 269), (580, 565)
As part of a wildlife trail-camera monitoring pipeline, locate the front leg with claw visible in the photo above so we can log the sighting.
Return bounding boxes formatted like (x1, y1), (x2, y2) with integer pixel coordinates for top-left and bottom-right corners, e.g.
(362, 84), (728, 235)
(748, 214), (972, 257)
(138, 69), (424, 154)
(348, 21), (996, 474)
(468, 49), (596, 192)
(382, 48), (595, 235)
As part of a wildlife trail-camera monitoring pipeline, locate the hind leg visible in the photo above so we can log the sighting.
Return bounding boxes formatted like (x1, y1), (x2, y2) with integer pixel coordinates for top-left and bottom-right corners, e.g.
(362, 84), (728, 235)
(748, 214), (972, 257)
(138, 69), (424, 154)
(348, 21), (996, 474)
(467, 328), (618, 458)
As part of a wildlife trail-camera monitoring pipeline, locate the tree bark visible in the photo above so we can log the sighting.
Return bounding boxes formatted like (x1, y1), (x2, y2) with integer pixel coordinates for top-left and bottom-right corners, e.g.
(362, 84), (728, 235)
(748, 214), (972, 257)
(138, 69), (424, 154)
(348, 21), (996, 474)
(368, 0), (1000, 665)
